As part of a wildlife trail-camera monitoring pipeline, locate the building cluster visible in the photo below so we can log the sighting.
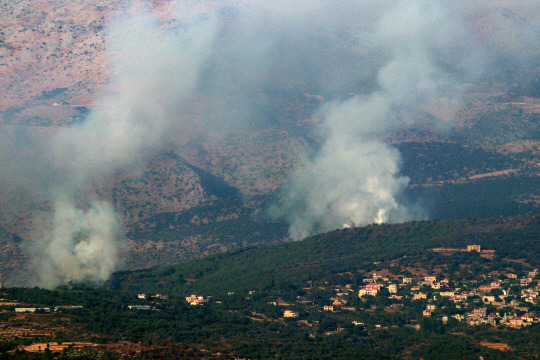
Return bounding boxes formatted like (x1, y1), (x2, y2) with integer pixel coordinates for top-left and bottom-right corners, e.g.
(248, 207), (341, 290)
(352, 268), (539, 328)
(185, 294), (208, 305)
(283, 309), (299, 318)
(137, 293), (169, 300)
(431, 244), (496, 259)
(294, 266), (539, 330)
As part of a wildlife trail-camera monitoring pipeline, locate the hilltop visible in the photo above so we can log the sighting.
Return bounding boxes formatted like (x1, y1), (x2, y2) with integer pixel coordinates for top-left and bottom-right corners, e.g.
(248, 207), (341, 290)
(110, 212), (539, 295)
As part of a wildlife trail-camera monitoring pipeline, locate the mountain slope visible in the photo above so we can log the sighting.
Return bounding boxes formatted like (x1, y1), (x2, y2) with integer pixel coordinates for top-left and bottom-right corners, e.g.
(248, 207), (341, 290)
(110, 212), (539, 295)
(124, 196), (288, 270)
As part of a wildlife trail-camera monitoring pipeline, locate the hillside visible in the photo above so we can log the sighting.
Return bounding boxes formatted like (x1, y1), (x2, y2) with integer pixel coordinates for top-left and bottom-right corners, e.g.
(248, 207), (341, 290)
(110, 212), (539, 295)
(1, 213), (539, 359)
(124, 196), (288, 270)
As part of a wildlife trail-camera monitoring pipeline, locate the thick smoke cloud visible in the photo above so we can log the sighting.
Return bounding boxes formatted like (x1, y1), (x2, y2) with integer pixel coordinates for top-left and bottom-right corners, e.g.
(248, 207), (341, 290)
(52, 12), (217, 188)
(35, 9), (217, 288)
(1, 0), (539, 285)
(270, 1), (480, 238)
(268, 1), (539, 239)
(0, 6), (219, 288)
(36, 198), (123, 286)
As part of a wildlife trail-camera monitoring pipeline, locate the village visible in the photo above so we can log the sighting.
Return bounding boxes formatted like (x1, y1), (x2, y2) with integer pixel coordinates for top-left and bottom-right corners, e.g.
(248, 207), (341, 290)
(5, 246), (537, 333)
(172, 245), (539, 332)
(0, 242), (538, 358)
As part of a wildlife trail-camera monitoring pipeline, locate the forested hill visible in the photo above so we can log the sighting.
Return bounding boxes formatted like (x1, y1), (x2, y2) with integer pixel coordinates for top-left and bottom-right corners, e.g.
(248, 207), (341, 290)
(109, 212), (539, 295)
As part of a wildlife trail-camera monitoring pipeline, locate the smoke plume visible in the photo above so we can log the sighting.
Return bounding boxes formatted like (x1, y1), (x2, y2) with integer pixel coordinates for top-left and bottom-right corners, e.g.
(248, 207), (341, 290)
(37, 198), (123, 286)
(36, 9), (217, 288)
(268, 0), (539, 238)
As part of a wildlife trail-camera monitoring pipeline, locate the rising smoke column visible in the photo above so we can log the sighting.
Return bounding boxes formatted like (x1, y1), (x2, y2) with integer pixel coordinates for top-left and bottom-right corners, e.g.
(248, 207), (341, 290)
(271, 0), (487, 239)
(37, 198), (123, 286)
(33, 8), (218, 288)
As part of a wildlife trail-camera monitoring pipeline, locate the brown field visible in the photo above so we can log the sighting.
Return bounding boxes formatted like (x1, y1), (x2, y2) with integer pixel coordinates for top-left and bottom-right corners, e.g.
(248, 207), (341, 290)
(468, 169), (517, 180)
(509, 97), (540, 114)
(22, 342), (99, 352)
(480, 342), (512, 351)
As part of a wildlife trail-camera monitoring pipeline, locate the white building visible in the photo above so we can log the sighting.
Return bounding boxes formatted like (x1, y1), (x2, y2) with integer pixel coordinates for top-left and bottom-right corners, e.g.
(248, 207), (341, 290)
(284, 310), (298, 318)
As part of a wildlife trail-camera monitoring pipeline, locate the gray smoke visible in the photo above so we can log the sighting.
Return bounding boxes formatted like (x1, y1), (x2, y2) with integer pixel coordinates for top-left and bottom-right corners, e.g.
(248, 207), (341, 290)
(1, 0), (539, 285)
(268, 1), (539, 239)
(270, 1), (480, 238)
(37, 198), (123, 286)
(37, 9), (217, 288)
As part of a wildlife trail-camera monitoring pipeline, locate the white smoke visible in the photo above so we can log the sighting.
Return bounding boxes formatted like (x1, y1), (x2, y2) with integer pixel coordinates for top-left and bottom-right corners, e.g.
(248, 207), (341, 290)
(37, 199), (123, 287)
(51, 11), (217, 187)
(32, 6), (218, 288)
(269, 0), (538, 239)
(277, 135), (413, 240)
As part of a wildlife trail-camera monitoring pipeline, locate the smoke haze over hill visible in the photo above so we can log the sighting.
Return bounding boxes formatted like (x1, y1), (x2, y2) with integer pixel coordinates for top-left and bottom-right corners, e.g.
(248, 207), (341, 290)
(0, 0), (539, 286)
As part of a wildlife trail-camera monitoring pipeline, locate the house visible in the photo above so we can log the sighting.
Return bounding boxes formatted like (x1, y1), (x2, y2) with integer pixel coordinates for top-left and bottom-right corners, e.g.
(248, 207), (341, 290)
(185, 295), (207, 305)
(490, 280), (501, 288)
(413, 293), (427, 300)
(137, 293), (146, 300)
(426, 304), (435, 311)
(423, 310), (432, 317)
(283, 310), (298, 318)
(509, 317), (524, 327)
(403, 277), (413, 284)
(128, 305), (151, 310)
(431, 282), (441, 289)
(425, 276), (437, 284)
(452, 294), (467, 302)
(367, 283), (382, 291)
(388, 284), (398, 294)
(467, 245), (481, 252)
(323, 306), (334, 312)
(358, 288), (378, 297)
(359, 283), (382, 297)
(473, 308), (487, 317)
(15, 308), (37, 313)
(521, 314), (534, 324)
